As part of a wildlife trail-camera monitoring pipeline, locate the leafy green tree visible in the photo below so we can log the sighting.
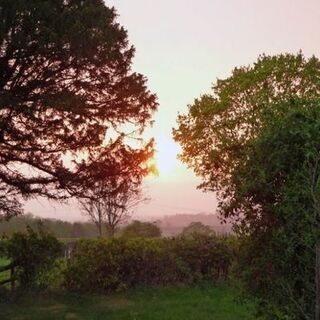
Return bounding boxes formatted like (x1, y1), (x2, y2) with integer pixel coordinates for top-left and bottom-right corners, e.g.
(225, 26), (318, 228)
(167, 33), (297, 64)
(0, 0), (157, 219)
(174, 53), (320, 319)
(180, 222), (214, 238)
(121, 220), (161, 238)
(231, 105), (320, 319)
(174, 53), (320, 228)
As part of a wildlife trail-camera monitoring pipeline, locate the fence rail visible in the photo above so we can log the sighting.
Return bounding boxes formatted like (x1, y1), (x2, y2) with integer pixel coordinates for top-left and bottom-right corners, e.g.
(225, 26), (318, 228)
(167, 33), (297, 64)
(0, 261), (16, 289)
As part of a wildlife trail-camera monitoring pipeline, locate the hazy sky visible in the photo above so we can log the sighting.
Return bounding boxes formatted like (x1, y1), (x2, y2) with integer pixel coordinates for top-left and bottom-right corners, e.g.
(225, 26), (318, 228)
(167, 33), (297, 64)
(26, 0), (320, 221)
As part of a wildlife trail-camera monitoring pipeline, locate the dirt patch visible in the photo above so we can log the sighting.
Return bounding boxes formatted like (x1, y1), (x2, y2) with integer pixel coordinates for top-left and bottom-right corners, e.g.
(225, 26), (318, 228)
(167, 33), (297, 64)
(65, 313), (82, 320)
(103, 297), (134, 310)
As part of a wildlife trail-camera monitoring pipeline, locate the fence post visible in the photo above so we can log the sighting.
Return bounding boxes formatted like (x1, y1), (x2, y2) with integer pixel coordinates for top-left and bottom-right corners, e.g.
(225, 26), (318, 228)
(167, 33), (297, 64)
(10, 264), (15, 290)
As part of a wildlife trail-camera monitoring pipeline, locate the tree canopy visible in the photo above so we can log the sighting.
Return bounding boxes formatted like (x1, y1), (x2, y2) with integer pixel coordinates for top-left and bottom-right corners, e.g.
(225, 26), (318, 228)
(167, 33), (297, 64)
(174, 53), (320, 227)
(0, 0), (157, 218)
(174, 53), (320, 318)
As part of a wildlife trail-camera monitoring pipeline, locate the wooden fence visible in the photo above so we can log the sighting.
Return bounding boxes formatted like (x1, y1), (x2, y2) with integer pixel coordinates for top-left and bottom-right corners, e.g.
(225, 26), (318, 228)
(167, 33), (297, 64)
(0, 261), (16, 290)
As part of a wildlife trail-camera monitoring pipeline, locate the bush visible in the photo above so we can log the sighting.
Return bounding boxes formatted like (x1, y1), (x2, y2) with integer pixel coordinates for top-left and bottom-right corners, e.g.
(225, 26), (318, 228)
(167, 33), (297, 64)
(64, 234), (233, 292)
(232, 230), (315, 320)
(3, 226), (62, 288)
(36, 258), (67, 290)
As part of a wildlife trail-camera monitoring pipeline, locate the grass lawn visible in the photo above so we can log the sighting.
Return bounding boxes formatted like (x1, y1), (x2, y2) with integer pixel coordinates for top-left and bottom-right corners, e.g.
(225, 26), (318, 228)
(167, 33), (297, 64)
(0, 284), (253, 320)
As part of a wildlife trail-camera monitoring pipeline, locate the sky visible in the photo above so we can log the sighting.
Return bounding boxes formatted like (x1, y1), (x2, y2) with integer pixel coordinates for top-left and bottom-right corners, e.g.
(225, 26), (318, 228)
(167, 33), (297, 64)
(26, 0), (320, 221)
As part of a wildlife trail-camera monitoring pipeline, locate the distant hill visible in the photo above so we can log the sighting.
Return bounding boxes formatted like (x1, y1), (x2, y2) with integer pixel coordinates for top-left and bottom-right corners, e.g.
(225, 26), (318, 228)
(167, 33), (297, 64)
(151, 213), (232, 236)
(0, 213), (232, 238)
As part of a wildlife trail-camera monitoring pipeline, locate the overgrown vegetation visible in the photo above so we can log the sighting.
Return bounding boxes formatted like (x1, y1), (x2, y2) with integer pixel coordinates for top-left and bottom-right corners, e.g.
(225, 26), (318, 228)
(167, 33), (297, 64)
(1, 227), (61, 288)
(231, 106), (320, 319)
(64, 234), (232, 292)
(175, 53), (320, 319)
(0, 229), (233, 293)
(0, 229), (247, 318)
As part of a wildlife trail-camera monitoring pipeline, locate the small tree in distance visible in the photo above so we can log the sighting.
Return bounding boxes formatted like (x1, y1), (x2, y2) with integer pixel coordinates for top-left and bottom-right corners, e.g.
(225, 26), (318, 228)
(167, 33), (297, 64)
(78, 145), (149, 237)
(180, 222), (214, 238)
(121, 220), (162, 238)
(79, 184), (146, 237)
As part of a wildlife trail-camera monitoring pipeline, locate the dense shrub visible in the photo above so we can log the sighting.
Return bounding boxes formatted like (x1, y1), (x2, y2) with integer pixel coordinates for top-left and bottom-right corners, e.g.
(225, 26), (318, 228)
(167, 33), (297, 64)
(3, 226), (62, 288)
(35, 258), (67, 289)
(232, 230), (315, 320)
(64, 234), (233, 292)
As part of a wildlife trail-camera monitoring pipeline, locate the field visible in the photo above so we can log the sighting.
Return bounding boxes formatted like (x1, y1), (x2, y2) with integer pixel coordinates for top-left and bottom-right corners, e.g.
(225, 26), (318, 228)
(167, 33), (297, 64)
(0, 285), (253, 320)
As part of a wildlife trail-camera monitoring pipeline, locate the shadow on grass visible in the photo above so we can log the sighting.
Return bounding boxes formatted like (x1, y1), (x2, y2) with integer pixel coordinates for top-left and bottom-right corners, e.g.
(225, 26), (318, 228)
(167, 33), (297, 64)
(0, 284), (254, 320)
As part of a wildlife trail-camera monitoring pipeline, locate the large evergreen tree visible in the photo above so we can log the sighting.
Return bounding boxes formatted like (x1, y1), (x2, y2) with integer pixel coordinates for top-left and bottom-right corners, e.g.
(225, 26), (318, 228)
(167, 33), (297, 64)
(0, 0), (157, 218)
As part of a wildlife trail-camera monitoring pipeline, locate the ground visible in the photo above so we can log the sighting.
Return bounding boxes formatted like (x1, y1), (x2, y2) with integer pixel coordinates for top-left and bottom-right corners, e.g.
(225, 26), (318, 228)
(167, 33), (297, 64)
(0, 285), (253, 320)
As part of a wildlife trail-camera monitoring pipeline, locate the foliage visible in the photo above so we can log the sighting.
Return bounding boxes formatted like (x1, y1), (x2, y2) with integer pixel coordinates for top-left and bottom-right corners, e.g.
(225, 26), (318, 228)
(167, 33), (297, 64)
(180, 222), (214, 238)
(35, 258), (67, 290)
(0, 0), (157, 219)
(231, 106), (320, 319)
(174, 52), (320, 226)
(174, 53), (320, 319)
(64, 234), (233, 292)
(121, 220), (161, 238)
(3, 226), (62, 287)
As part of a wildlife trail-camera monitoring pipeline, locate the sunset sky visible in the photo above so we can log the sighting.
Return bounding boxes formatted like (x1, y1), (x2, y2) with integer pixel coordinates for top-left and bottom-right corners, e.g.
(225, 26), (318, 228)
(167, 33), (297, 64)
(26, 0), (320, 221)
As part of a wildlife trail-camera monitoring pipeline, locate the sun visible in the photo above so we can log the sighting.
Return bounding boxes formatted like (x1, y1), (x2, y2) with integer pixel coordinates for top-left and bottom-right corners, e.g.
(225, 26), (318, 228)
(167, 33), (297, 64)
(153, 138), (180, 178)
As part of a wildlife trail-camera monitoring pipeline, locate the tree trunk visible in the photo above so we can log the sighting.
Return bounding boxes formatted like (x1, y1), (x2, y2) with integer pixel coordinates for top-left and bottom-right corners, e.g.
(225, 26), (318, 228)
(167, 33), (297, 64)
(10, 265), (15, 291)
(104, 224), (115, 237)
(316, 241), (320, 320)
(98, 208), (103, 237)
(109, 225), (115, 237)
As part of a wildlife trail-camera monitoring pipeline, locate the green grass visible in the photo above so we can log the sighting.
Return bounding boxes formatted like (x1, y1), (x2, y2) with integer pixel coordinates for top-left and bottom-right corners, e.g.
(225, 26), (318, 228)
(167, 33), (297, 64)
(0, 284), (253, 320)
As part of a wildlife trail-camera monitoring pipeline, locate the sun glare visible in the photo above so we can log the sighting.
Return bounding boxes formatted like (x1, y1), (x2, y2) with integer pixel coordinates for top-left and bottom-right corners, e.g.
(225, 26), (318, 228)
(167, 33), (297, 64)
(153, 138), (180, 178)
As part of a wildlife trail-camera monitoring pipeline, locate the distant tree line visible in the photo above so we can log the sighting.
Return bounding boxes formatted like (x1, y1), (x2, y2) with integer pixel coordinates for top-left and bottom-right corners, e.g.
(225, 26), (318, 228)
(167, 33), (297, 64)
(0, 214), (100, 238)
(0, 214), (223, 240)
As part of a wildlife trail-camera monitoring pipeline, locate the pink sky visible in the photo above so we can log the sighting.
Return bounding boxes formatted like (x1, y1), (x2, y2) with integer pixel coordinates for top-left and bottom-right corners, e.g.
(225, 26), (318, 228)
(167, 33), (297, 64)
(26, 0), (320, 221)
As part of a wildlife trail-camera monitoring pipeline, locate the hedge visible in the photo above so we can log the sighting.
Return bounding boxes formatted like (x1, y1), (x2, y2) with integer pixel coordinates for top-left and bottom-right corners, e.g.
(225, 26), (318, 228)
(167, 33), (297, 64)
(64, 234), (233, 292)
